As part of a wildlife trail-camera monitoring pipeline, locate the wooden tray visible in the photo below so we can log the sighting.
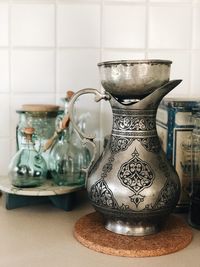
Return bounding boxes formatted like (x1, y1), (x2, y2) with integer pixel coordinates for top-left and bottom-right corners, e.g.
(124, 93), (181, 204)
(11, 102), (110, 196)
(0, 176), (84, 196)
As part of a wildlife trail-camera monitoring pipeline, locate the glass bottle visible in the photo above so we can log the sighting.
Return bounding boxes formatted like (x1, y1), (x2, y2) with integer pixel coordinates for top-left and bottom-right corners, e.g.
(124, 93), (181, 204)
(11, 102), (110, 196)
(16, 105), (63, 177)
(9, 127), (47, 187)
(48, 91), (91, 186)
(188, 113), (200, 228)
(49, 125), (90, 186)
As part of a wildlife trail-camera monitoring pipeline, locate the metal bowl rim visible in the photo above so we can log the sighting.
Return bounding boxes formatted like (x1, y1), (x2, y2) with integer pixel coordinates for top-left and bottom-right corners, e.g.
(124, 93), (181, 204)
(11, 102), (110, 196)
(97, 59), (172, 67)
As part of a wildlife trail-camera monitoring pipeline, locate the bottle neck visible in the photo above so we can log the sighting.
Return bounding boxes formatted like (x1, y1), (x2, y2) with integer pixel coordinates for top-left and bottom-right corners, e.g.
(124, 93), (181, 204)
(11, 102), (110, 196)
(21, 139), (35, 150)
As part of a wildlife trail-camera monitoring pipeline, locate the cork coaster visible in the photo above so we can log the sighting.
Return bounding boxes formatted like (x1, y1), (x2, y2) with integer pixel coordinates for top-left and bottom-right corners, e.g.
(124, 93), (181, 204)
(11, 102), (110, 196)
(74, 212), (193, 257)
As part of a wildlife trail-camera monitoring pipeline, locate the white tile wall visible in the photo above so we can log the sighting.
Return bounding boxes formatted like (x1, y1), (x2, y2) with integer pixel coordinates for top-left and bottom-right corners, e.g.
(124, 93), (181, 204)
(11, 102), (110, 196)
(57, 3), (101, 47)
(102, 49), (145, 61)
(0, 3), (8, 46)
(150, 0), (191, 2)
(149, 5), (191, 49)
(57, 48), (100, 92)
(191, 51), (200, 96)
(0, 94), (10, 138)
(192, 5), (200, 49)
(11, 4), (55, 47)
(147, 50), (191, 96)
(0, 138), (10, 175)
(0, 49), (9, 92)
(11, 50), (55, 93)
(103, 4), (146, 48)
(0, 0), (200, 175)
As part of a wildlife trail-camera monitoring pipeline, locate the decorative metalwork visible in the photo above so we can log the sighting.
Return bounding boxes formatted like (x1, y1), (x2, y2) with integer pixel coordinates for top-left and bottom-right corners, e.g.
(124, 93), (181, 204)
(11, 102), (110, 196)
(112, 130), (157, 138)
(110, 136), (133, 153)
(158, 155), (171, 179)
(120, 203), (131, 211)
(118, 148), (155, 207)
(113, 115), (156, 132)
(101, 155), (115, 178)
(90, 179), (119, 209)
(137, 137), (161, 153)
(110, 136), (160, 154)
(112, 109), (157, 116)
(153, 180), (177, 209)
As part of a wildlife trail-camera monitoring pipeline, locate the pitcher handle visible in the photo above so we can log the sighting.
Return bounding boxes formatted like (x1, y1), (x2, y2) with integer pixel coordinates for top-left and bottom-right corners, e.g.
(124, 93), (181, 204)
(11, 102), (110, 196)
(68, 88), (110, 183)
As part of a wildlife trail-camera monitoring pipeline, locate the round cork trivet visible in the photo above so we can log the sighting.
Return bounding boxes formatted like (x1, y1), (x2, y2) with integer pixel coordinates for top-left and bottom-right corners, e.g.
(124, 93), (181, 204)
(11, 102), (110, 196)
(74, 212), (193, 257)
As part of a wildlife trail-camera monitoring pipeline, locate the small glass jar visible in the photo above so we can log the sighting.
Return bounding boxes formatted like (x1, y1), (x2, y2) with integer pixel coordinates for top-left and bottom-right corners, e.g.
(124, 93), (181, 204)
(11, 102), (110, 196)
(16, 104), (64, 174)
(188, 113), (200, 228)
(9, 127), (47, 187)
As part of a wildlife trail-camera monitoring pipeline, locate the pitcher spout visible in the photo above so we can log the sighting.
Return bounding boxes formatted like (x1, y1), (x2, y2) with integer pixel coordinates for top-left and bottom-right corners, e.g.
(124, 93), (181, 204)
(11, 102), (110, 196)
(132, 80), (182, 110)
(107, 79), (182, 110)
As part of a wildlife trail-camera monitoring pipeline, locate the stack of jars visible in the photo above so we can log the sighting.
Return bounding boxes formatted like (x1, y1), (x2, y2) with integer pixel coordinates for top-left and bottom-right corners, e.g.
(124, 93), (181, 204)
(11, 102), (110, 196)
(9, 93), (91, 188)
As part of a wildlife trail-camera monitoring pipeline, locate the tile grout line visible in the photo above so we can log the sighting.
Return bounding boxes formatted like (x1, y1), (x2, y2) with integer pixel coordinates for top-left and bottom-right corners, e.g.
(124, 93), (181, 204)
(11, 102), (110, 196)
(4, 46), (200, 52)
(189, 1), (194, 97)
(8, 0), (12, 157)
(99, 0), (104, 153)
(144, 0), (150, 59)
(54, 0), (58, 105)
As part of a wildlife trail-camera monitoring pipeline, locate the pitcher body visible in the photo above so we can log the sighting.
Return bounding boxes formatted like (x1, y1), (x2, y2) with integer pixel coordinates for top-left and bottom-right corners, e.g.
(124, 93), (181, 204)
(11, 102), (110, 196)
(87, 105), (180, 236)
(68, 60), (181, 236)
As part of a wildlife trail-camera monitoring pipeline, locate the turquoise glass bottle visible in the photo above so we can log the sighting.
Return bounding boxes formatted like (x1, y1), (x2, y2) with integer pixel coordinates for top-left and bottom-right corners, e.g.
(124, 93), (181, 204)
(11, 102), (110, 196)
(48, 91), (91, 186)
(49, 124), (90, 186)
(9, 128), (47, 187)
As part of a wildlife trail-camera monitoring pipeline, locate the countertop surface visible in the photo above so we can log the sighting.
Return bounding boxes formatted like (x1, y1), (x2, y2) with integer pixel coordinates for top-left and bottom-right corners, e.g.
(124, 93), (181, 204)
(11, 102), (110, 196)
(0, 195), (200, 267)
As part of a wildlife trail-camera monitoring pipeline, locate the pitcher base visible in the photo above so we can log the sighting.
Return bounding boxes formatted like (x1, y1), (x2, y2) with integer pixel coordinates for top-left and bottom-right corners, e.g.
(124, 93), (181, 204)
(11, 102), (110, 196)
(105, 219), (160, 236)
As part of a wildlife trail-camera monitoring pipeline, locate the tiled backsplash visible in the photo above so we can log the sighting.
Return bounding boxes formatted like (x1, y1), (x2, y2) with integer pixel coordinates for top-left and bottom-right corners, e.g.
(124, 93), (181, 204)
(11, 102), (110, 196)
(0, 0), (199, 175)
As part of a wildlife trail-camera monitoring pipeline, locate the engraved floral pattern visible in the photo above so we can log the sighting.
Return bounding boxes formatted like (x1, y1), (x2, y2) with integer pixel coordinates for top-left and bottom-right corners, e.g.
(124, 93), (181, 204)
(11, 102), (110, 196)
(90, 179), (119, 208)
(113, 115), (156, 132)
(101, 155), (115, 178)
(153, 180), (177, 209)
(110, 136), (133, 154)
(137, 137), (161, 153)
(118, 148), (155, 207)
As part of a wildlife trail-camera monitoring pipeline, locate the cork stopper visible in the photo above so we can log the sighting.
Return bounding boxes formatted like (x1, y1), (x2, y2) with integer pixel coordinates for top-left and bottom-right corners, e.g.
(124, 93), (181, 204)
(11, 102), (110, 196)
(66, 90), (75, 100)
(22, 127), (35, 141)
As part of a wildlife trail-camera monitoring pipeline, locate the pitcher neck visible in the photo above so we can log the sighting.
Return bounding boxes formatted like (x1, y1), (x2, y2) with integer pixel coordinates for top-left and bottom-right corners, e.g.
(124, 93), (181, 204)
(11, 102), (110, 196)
(112, 108), (157, 138)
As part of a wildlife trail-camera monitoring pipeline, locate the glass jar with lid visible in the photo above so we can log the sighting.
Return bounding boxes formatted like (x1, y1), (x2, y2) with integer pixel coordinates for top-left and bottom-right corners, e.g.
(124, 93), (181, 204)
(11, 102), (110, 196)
(16, 104), (64, 175)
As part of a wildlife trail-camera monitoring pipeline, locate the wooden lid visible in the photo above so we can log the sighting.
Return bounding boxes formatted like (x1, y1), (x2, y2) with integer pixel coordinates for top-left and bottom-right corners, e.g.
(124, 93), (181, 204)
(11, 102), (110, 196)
(21, 104), (60, 112)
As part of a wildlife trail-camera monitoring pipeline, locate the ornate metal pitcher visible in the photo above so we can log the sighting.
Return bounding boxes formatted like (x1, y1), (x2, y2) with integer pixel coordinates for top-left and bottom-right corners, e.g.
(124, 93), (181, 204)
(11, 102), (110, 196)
(69, 60), (182, 236)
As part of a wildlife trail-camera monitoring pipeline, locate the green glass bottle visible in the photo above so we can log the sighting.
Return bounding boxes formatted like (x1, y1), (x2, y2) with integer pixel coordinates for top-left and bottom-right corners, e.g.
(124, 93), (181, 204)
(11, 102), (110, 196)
(49, 125), (90, 186)
(9, 127), (47, 187)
